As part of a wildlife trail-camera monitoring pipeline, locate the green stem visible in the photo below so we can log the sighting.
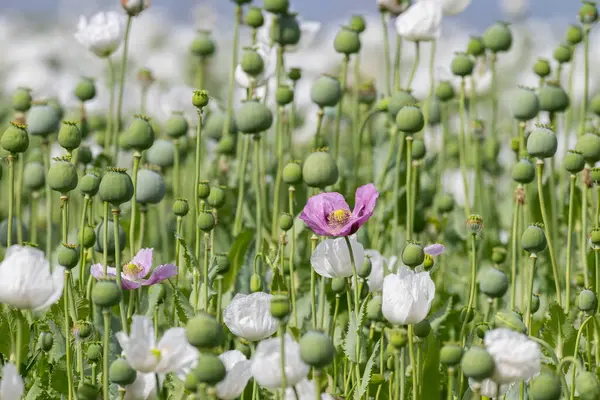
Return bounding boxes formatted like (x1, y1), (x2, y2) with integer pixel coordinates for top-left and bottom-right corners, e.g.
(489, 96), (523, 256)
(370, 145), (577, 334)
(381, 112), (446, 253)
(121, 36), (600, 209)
(566, 175), (576, 313)
(334, 55), (350, 161)
(105, 57), (116, 151)
(113, 210), (128, 333)
(175, 216), (183, 287)
(460, 233), (477, 344)
(406, 41), (420, 91)
(447, 368), (454, 400)
(173, 140), (181, 198)
(253, 135), (263, 258)
(571, 314), (595, 400)
(221, 5), (242, 140)
(312, 109), (325, 149)
(271, 107), (285, 240)
(129, 153), (141, 259)
(380, 10), (391, 96)
(216, 276), (223, 322)
(392, 130), (405, 253)
(525, 254), (537, 334)
(582, 170), (591, 287)
(78, 196), (90, 292)
(457, 79), (471, 218)
(102, 310), (110, 400)
(490, 53), (497, 139)
(137, 207), (146, 251)
(30, 194), (38, 245)
(510, 189), (522, 310)
(102, 202), (109, 276)
(437, 103), (448, 190)
(64, 271), (73, 400)
(578, 25), (591, 137)
(394, 34), (403, 91)
(114, 15), (133, 160)
(7, 154), (15, 248)
(405, 136), (413, 241)
(288, 186), (297, 327)
(233, 136), (250, 236)
(279, 324), (288, 390)
(42, 140), (53, 261)
(194, 109), (204, 245)
(310, 235), (318, 329)
(408, 325), (418, 400)
(15, 153), (24, 244)
(203, 233), (210, 311)
(196, 57), (206, 90)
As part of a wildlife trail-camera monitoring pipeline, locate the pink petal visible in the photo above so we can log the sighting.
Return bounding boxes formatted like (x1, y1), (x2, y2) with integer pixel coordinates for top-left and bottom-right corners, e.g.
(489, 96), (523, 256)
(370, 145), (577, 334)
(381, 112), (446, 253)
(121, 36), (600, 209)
(299, 192), (350, 237)
(424, 244), (446, 256)
(347, 184), (379, 234)
(131, 248), (153, 278)
(142, 264), (177, 286)
(120, 275), (142, 290)
(90, 263), (118, 279)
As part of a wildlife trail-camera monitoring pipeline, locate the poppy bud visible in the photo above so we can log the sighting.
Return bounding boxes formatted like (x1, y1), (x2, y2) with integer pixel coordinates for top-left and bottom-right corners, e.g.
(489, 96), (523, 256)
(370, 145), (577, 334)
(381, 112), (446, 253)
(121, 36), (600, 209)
(12, 87), (32, 112)
(92, 280), (122, 308)
(334, 26), (361, 55)
(349, 15), (366, 33)
(579, 1), (598, 24)
(482, 21), (512, 53)
(186, 312), (223, 349)
(440, 344), (463, 366)
(479, 267), (508, 298)
(236, 100), (273, 134)
(461, 347), (495, 381)
(302, 151), (338, 188)
(512, 158), (535, 184)
(245, 7), (264, 28)
(466, 36), (485, 57)
(311, 75), (343, 108)
(58, 244), (79, 270)
(98, 168), (134, 206)
(94, 218), (126, 254)
(282, 161), (302, 185)
(576, 371), (600, 400)
(192, 354), (226, 385)
(207, 186), (227, 209)
(527, 125), (557, 159)
(125, 115), (155, 151)
(1, 122), (30, 154)
(197, 211), (215, 232)
(40, 332), (54, 352)
(75, 77), (97, 102)
(48, 159), (78, 194)
(451, 52), (475, 77)
(279, 213), (294, 231)
(87, 343), (102, 362)
(491, 247), (507, 264)
(494, 310), (526, 333)
(264, 0), (289, 14)
(521, 224), (546, 253)
(275, 85), (294, 106)
(241, 48), (265, 77)
(529, 373), (562, 400)
(270, 293), (291, 319)
(299, 331), (335, 368)
(413, 319), (431, 338)
(538, 82), (570, 113)
(80, 173), (101, 197)
(533, 58), (551, 78)
(566, 24), (583, 45)
(512, 87), (539, 121)
(390, 328), (408, 349)
(564, 150), (585, 174)
(190, 31), (216, 58)
(435, 193), (455, 214)
(553, 43), (572, 64)
(165, 113), (189, 139)
(192, 90), (210, 109)
(271, 14), (301, 46)
(110, 358), (137, 386)
(366, 295), (383, 322)
(331, 277), (346, 294)
(396, 105), (424, 134)
(402, 242), (425, 268)
(77, 381), (99, 400)
(578, 289), (597, 312)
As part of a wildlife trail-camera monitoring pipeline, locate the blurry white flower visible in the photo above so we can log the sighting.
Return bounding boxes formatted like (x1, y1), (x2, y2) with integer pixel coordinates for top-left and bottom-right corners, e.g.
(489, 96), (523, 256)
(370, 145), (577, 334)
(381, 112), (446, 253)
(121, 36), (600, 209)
(463, 60), (493, 96)
(285, 378), (334, 400)
(362, 250), (387, 292)
(75, 12), (125, 58)
(251, 334), (309, 389)
(223, 292), (278, 341)
(235, 44), (277, 88)
(311, 236), (365, 278)
(116, 315), (198, 375)
(395, 1), (442, 42)
(484, 328), (541, 384)
(377, 0), (409, 15)
(121, 0), (149, 16)
(469, 378), (510, 398)
(160, 85), (198, 121)
(424, 0), (471, 15)
(382, 266), (435, 325)
(124, 372), (155, 400)
(500, 0), (529, 18)
(0, 246), (64, 311)
(0, 363), (24, 400)
(258, 14), (321, 52)
(215, 350), (252, 399)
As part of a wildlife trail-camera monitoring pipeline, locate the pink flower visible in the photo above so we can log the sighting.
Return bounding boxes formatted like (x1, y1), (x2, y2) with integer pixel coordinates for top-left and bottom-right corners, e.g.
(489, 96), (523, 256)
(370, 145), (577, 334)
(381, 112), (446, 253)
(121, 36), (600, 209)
(424, 243), (445, 256)
(91, 248), (177, 290)
(300, 184), (379, 237)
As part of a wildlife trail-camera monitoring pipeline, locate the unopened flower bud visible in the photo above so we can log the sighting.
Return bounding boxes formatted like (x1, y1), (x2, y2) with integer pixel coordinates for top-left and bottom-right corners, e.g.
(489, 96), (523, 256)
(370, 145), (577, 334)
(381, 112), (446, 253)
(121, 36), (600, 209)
(529, 373), (562, 400)
(423, 254), (434, 271)
(125, 115), (154, 151)
(79, 224), (96, 249)
(2, 122), (30, 154)
(173, 198), (190, 217)
(576, 133), (600, 164)
(533, 58), (551, 78)
(331, 277), (346, 294)
(197, 211), (215, 232)
(299, 331), (335, 368)
(77, 322), (93, 339)
(390, 328), (408, 349)
(576, 371), (600, 400)
(303, 151), (338, 188)
(334, 26), (361, 55)
(461, 347), (495, 381)
(553, 43), (573, 64)
(48, 158), (78, 194)
(482, 21), (512, 53)
(579, 1), (598, 24)
(87, 343), (102, 362)
(58, 244), (79, 270)
(92, 280), (122, 308)
(531, 294), (540, 313)
(207, 186), (226, 209)
(402, 242), (425, 268)
(270, 293), (291, 319)
(186, 312), (223, 349)
(288, 67), (302, 82)
(250, 273), (262, 292)
(241, 48), (265, 77)
(494, 310), (526, 333)
(413, 319), (431, 338)
(566, 24), (583, 45)
(358, 257), (372, 278)
(451, 52), (475, 77)
(512, 87), (539, 121)
(190, 31), (216, 58)
(538, 82), (570, 113)
(396, 105), (424, 134)
(245, 7), (264, 28)
(279, 213), (294, 231)
(12, 87), (32, 112)
(440, 344), (463, 366)
(521, 224), (546, 253)
(311, 75), (343, 108)
(527, 125), (558, 159)
(466, 36), (485, 57)
(479, 267), (508, 298)
(578, 289), (597, 312)
(40, 332), (54, 352)
(99, 168), (134, 206)
(366, 295), (383, 322)
(276, 85), (294, 106)
(591, 168), (600, 184)
(192, 354), (226, 385)
(236, 100), (273, 134)
(110, 358), (137, 386)
(215, 253), (230, 275)
(75, 77), (96, 102)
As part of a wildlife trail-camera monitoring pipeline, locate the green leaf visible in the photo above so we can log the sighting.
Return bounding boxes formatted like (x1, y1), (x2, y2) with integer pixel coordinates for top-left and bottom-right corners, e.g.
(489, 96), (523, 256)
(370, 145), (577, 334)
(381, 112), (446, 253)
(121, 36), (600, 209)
(223, 230), (254, 292)
(343, 302), (367, 364)
(419, 334), (441, 400)
(270, 267), (288, 293)
(354, 339), (380, 400)
(174, 233), (199, 273)
(173, 286), (193, 325)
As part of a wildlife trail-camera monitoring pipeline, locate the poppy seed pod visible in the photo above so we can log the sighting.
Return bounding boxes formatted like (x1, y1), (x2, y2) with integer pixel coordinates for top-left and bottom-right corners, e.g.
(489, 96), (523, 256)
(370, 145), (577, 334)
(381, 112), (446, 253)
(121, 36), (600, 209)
(538, 82), (570, 113)
(575, 133), (600, 164)
(12, 87), (32, 112)
(86, 343), (101, 362)
(435, 193), (455, 214)
(79, 224), (96, 249)
(435, 80), (455, 102)
(350, 15), (366, 33)
(264, 0), (289, 14)
(578, 289), (597, 312)
(302, 151), (338, 188)
(275, 85), (294, 106)
(27, 104), (60, 137)
(58, 121), (82, 152)
(279, 213), (294, 231)
(451, 52), (475, 77)
(40, 332), (54, 352)
(333, 26), (361, 55)
(331, 277), (346, 294)
(241, 48), (265, 77)
(440, 344), (463, 366)
(98, 168), (133, 206)
(358, 81), (377, 105)
(461, 347), (495, 381)
(136, 168), (166, 205)
(186, 312), (223, 349)
(533, 58), (551, 78)
(192, 90), (210, 110)
(125, 115), (154, 151)
(58, 244), (79, 270)
(479, 267), (508, 298)
(48, 159), (78, 194)
(591, 94), (600, 118)
(495, 310), (527, 333)
(270, 293), (291, 319)
(411, 139), (426, 160)
(396, 105), (424, 134)
(527, 125), (558, 158)
(197, 181), (211, 199)
(109, 358), (137, 386)
(299, 331), (335, 368)
(521, 224), (546, 253)
(173, 198), (190, 217)
(94, 218), (126, 253)
(190, 30), (216, 58)
(207, 186), (226, 209)
(80, 173), (101, 197)
(482, 21), (512, 53)
(491, 247), (507, 264)
(215, 253), (230, 274)
(146, 139), (175, 168)
(288, 67), (302, 81)
(402, 242), (425, 268)
(282, 161), (302, 184)
(591, 168), (600, 184)
(357, 257), (372, 278)
(566, 24), (584, 45)
(531, 293), (540, 313)
(553, 43), (573, 64)
(466, 36), (486, 57)
(414, 319), (431, 338)
(529, 373), (562, 400)
(197, 211), (215, 232)
(564, 150), (586, 174)
(204, 112), (237, 140)
(164, 113), (189, 138)
(217, 135), (236, 155)
(92, 280), (122, 308)
(74, 77), (96, 102)
(511, 158), (535, 184)
(467, 214), (484, 234)
(311, 75), (343, 108)
(1, 122), (30, 154)
(192, 354), (226, 386)
(245, 7), (264, 28)
(576, 371), (600, 400)
(23, 162), (45, 191)
(579, 1), (598, 24)
(77, 146), (93, 166)
(389, 328), (408, 349)
(512, 87), (540, 121)
(271, 14), (301, 46)
(388, 90), (418, 119)
(236, 100), (273, 134)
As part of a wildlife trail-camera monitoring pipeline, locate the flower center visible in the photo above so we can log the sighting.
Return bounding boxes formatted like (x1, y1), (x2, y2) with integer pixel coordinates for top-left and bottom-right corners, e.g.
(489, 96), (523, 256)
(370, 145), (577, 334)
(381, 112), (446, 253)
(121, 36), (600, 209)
(151, 348), (161, 360)
(327, 209), (350, 227)
(124, 262), (144, 278)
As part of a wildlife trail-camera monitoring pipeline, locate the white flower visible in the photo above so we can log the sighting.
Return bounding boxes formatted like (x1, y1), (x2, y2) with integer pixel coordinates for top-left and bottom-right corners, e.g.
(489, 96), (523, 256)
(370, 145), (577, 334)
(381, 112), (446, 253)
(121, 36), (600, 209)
(235, 44), (277, 88)
(0, 363), (24, 400)
(500, 0), (529, 18)
(257, 14), (321, 52)
(423, 0), (471, 15)
(223, 292), (278, 341)
(75, 12), (125, 58)
(159, 85), (198, 121)
(463, 60), (493, 97)
(395, 1), (442, 42)
(121, 0), (149, 16)
(116, 315), (198, 375)
(468, 378), (510, 399)
(251, 334), (309, 389)
(285, 378), (334, 400)
(362, 250), (388, 292)
(484, 328), (541, 384)
(215, 350), (253, 399)
(124, 372), (156, 400)
(382, 266), (435, 325)
(0, 245), (64, 311)
(311, 237), (365, 279)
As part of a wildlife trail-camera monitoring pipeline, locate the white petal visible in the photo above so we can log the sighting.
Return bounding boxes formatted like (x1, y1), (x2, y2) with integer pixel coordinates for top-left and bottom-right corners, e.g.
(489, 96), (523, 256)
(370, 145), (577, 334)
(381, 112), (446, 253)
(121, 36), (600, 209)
(156, 327), (199, 374)
(484, 328), (541, 384)
(124, 372), (156, 400)
(0, 363), (24, 400)
(223, 293), (278, 342)
(251, 335), (309, 389)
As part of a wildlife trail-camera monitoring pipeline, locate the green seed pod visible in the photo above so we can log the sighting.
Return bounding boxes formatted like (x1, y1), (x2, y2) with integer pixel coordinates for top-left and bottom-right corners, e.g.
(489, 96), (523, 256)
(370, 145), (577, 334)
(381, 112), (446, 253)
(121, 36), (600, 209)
(521, 224), (547, 253)
(349, 15), (366, 33)
(426, 97), (441, 126)
(466, 36), (486, 57)
(299, 331), (335, 368)
(197, 181), (211, 200)
(58, 244), (79, 270)
(279, 213), (294, 231)
(109, 358), (137, 386)
(288, 67), (302, 82)
(77, 381), (99, 400)
(94, 218), (126, 254)
(591, 94), (600, 118)
(58, 121), (82, 152)
(77, 322), (93, 339)
(533, 58), (551, 78)
(207, 186), (226, 209)
(272, 14), (301, 46)
(1, 122), (30, 154)
(190, 31), (216, 57)
(193, 354), (226, 386)
(12, 87), (32, 112)
(303, 151), (338, 188)
(146, 139), (175, 169)
(241, 48), (265, 77)
(125, 115), (155, 151)
(576, 272), (586, 287)
(77, 146), (93, 165)
(366, 295), (383, 322)
(88, 114), (107, 133)
(236, 100), (273, 134)
(27, 104), (60, 137)
(164, 113), (189, 139)
(461, 347), (495, 381)
(494, 310), (526, 333)
(331, 277), (346, 294)
(46, 98), (64, 121)
(23, 162), (45, 191)
(173, 198), (190, 217)
(435, 193), (455, 214)
(511, 158), (535, 184)
(275, 85), (294, 106)
(92, 280), (122, 308)
(75, 77), (97, 102)
(527, 125), (557, 158)
(591, 168), (600, 184)
(575, 133), (600, 164)
(264, 0), (289, 14)
(566, 24), (583, 45)
(591, 227), (600, 245)
(538, 82), (570, 113)
(579, 1), (598, 24)
(491, 247), (507, 264)
(270, 293), (291, 319)
(479, 267), (509, 298)
(390, 328), (408, 349)
(333, 26), (361, 55)
(282, 162), (302, 184)
(311, 75), (343, 108)
(357, 257), (372, 279)
(413, 319), (431, 338)
(578, 289), (597, 312)
(192, 90), (210, 109)
(388, 90), (418, 120)
(553, 43), (573, 64)
(435, 81), (455, 102)
(529, 373), (562, 400)
(40, 332), (54, 352)
(48, 159), (78, 194)
(215, 253), (230, 275)
(80, 173), (101, 197)
(184, 371), (199, 393)
(440, 344), (463, 366)
(396, 105), (424, 134)
(512, 87), (539, 121)
(186, 312), (223, 349)
(531, 294), (540, 313)
(482, 21), (512, 53)
(358, 81), (377, 105)
(402, 242), (425, 268)
(136, 168), (166, 205)
(576, 371), (600, 400)
(411, 138), (426, 160)
(87, 343), (102, 363)
(79, 224), (96, 249)
(564, 150), (585, 174)
(197, 211), (215, 232)
(98, 168), (134, 206)
(245, 6), (264, 28)
(451, 52), (475, 77)
(250, 273), (262, 292)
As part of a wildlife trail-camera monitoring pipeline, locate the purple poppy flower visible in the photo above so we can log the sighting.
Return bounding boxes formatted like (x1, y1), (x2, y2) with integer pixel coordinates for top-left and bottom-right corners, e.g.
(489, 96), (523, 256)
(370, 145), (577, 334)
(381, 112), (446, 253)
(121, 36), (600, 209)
(90, 248), (177, 290)
(424, 244), (445, 256)
(300, 184), (379, 237)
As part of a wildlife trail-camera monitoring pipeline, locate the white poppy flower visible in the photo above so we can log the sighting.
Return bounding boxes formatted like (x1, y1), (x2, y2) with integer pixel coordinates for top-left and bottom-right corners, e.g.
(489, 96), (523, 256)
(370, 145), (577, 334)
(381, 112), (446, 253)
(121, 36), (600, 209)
(235, 44), (277, 88)
(124, 372), (155, 400)
(423, 0), (471, 15)
(257, 14), (321, 52)
(361, 250), (388, 292)
(484, 328), (541, 384)
(215, 350), (253, 399)
(0, 245), (64, 311)
(251, 334), (309, 389)
(0, 363), (24, 400)
(468, 378), (510, 399)
(311, 237), (365, 279)
(116, 315), (198, 375)
(382, 266), (435, 325)
(223, 292), (278, 342)
(500, 0), (529, 18)
(395, 1), (442, 42)
(285, 378), (334, 400)
(75, 12), (125, 58)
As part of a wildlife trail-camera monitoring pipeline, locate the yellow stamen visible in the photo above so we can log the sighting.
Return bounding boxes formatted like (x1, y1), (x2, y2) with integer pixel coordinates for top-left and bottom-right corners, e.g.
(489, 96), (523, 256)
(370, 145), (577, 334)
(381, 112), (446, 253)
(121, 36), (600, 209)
(124, 262), (143, 277)
(151, 348), (161, 361)
(327, 209), (350, 227)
